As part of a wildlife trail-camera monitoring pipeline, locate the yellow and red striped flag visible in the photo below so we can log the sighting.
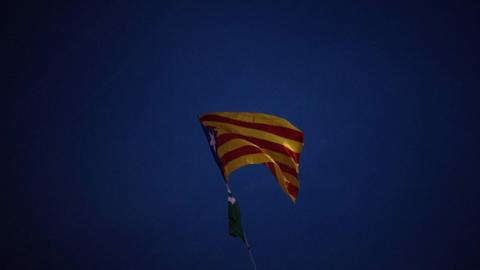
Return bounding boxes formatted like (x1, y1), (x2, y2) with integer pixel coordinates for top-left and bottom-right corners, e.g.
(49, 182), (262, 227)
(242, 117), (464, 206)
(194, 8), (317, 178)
(199, 112), (304, 202)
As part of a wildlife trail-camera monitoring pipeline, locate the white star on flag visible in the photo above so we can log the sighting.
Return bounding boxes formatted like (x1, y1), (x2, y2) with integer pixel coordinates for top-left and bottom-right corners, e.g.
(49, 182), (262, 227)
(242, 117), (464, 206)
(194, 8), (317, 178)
(209, 131), (216, 153)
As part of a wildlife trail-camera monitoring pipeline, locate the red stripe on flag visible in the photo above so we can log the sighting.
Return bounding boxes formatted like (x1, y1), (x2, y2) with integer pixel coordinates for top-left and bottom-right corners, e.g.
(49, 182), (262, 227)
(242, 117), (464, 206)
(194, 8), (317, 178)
(200, 115), (304, 142)
(265, 161), (298, 178)
(277, 162), (298, 177)
(216, 133), (301, 163)
(220, 145), (298, 179)
(268, 163), (299, 199)
(287, 182), (299, 199)
(266, 162), (277, 177)
(219, 145), (264, 167)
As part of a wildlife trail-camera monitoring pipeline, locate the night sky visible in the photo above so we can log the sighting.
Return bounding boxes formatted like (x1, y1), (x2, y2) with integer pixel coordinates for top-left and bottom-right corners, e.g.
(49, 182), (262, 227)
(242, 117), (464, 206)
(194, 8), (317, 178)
(5, 1), (480, 269)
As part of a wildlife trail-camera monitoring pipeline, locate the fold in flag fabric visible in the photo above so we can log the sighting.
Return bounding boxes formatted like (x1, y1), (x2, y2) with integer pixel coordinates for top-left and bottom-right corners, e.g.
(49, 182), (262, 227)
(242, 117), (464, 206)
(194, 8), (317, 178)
(199, 112), (304, 202)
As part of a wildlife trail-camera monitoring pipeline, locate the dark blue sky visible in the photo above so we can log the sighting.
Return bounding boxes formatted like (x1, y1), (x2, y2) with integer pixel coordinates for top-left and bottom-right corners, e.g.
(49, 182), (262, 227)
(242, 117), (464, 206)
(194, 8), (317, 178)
(5, 1), (480, 269)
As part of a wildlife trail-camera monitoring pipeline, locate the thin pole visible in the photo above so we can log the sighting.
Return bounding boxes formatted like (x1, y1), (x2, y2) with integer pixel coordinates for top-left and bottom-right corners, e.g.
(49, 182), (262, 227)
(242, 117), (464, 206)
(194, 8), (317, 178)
(243, 232), (258, 270)
(225, 183), (258, 270)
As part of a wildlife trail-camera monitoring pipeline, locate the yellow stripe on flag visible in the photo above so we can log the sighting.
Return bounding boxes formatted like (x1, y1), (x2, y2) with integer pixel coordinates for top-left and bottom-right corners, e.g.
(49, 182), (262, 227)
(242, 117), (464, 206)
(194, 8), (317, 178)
(210, 112), (302, 131)
(203, 121), (303, 152)
(223, 153), (299, 202)
(217, 138), (299, 173)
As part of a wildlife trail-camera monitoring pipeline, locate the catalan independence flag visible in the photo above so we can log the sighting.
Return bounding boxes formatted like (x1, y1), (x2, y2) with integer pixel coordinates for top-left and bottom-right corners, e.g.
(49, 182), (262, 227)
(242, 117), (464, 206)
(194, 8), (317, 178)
(199, 112), (304, 202)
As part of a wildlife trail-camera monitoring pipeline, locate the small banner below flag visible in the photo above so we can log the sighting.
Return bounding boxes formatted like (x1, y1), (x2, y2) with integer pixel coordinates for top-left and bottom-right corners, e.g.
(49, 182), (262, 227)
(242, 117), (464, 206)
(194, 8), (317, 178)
(227, 191), (245, 243)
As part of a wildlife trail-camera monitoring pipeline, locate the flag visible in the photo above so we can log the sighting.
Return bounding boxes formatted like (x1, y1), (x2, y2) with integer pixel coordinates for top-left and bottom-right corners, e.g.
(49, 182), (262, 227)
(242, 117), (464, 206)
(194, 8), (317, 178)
(199, 112), (304, 202)
(227, 191), (245, 243)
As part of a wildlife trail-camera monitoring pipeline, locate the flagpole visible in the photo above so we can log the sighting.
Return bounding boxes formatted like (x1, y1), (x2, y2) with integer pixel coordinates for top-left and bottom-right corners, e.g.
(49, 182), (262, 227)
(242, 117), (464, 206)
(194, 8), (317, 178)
(243, 232), (258, 270)
(225, 183), (258, 270)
